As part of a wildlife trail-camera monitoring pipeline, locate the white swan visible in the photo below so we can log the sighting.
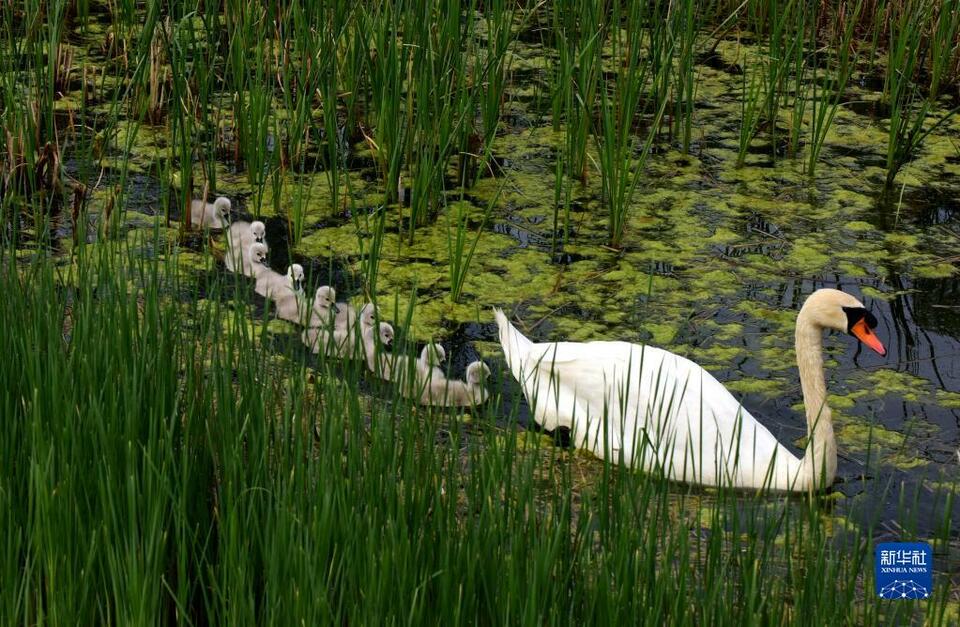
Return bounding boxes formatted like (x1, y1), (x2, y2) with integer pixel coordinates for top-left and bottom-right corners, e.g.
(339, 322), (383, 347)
(360, 305), (396, 370)
(191, 196), (231, 229)
(418, 343), (446, 382)
(494, 289), (886, 492)
(301, 287), (340, 353)
(362, 324), (489, 407)
(331, 301), (385, 360)
(255, 263), (304, 300)
(226, 220), (266, 266)
(225, 241), (270, 276)
(353, 302), (408, 381)
(307, 301), (386, 359)
(306, 286), (338, 328)
(419, 360), (491, 407)
(253, 264), (306, 325)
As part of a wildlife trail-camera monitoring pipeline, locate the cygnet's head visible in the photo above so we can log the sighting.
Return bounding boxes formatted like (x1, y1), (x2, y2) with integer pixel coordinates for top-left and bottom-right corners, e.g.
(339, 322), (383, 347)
(249, 242), (269, 265)
(214, 196), (231, 220)
(379, 322), (394, 348)
(800, 288), (885, 356)
(314, 286), (337, 313)
(250, 220), (266, 243)
(359, 303), (377, 328)
(421, 343), (446, 367)
(465, 361), (490, 385)
(286, 264), (305, 293)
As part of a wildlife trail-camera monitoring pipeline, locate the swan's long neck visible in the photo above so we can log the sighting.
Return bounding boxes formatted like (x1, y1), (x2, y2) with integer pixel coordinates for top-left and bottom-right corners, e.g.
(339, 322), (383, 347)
(794, 312), (836, 491)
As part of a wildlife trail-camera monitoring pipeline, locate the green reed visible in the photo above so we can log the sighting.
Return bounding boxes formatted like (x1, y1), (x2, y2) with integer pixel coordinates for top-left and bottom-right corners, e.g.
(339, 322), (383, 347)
(786, 0), (809, 159)
(928, 0), (960, 99)
(670, 0), (699, 154)
(186, 6), (223, 200)
(224, 0), (276, 212)
(0, 0), (71, 237)
(364, 1), (408, 207)
(597, 1), (669, 249)
(1, 228), (957, 623)
(474, 0), (516, 179)
(553, 1), (601, 184)
(760, 0), (800, 159)
(883, 0), (959, 190)
(447, 184), (500, 303)
(737, 60), (766, 168)
(279, 2), (317, 173)
(316, 3), (357, 217)
(361, 205), (387, 298)
(404, 0), (477, 242)
(551, 147), (573, 257)
(806, 1), (860, 178)
(547, 14), (581, 252)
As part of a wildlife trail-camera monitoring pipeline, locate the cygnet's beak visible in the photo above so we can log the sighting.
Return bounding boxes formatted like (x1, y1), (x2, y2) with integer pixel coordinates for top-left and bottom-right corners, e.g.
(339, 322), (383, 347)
(255, 235), (264, 243)
(331, 303), (340, 315)
(294, 279), (304, 292)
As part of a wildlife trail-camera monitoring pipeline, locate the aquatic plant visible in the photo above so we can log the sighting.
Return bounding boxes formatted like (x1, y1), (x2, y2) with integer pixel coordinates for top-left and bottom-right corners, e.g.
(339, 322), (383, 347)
(164, 16), (198, 231)
(736, 61), (766, 168)
(928, 0), (960, 99)
(364, 1), (408, 207)
(806, 1), (861, 178)
(597, 1), (668, 249)
(670, 0), (699, 154)
(0, 238), (955, 623)
(759, 0), (801, 160)
(1, 2), (959, 622)
(551, 147), (573, 257)
(552, 1), (601, 184)
(447, 186), (499, 304)
(361, 206), (387, 298)
(883, 0), (960, 190)
(474, 0), (516, 178)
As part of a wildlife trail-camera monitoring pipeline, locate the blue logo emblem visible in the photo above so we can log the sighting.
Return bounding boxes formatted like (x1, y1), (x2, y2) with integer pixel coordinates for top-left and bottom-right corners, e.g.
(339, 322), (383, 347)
(875, 542), (932, 599)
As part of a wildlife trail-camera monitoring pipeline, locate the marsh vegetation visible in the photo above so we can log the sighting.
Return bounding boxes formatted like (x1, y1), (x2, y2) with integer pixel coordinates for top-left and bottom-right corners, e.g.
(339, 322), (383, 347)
(2, 0), (959, 623)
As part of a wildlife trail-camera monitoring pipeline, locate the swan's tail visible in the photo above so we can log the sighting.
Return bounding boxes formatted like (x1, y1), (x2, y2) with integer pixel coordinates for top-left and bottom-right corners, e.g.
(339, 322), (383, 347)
(493, 308), (531, 348)
(493, 308), (533, 380)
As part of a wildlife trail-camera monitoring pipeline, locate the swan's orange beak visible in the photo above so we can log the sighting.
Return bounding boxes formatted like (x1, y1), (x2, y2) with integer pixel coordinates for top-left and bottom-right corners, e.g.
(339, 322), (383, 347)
(851, 318), (886, 356)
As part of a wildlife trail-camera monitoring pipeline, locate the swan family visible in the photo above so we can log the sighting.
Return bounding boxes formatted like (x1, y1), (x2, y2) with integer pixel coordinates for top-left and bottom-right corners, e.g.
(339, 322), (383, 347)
(195, 195), (889, 492)
(201, 197), (490, 407)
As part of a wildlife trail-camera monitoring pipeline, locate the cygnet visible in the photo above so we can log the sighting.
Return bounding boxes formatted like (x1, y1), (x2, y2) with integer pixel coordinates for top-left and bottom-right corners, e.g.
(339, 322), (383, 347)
(191, 196), (231, 229)
(255, 263), (304, 300)
(227, 220), (266, 258)
(226, 240), (270, 277)
(420, 360), (491, 407)
(417, 343), (446, 382)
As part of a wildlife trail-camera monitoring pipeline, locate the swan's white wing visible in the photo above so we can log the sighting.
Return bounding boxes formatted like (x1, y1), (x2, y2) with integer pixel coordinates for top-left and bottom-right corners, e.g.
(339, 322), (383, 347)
(514, 341), (630, 434)
(521, 340), (802, 488)
(520, 340), (683, 464)
(657, 358), (806, 488)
